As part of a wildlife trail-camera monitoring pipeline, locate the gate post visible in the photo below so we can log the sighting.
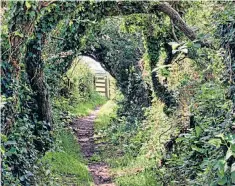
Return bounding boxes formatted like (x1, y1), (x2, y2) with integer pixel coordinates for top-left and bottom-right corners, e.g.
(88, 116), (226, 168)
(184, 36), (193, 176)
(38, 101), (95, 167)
(105, 77), (108, 98)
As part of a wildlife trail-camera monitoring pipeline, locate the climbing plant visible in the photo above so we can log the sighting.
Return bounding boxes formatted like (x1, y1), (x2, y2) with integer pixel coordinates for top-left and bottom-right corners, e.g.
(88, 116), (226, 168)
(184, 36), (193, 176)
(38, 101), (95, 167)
(2, 1), (234, 185)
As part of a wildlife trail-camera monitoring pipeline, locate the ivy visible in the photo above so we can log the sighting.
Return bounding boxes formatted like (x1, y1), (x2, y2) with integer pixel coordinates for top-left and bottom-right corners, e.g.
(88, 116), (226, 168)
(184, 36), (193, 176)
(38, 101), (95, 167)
(2, 1), (235, 185)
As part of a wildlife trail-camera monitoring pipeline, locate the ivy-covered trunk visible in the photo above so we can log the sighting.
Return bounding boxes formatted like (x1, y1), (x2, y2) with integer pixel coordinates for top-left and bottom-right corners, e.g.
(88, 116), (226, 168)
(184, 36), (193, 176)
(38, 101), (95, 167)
(25, 37), (53, 126)
(221, 21), (235, 118)
(23, 2), (80, 126)
(144, 34), (176, 109)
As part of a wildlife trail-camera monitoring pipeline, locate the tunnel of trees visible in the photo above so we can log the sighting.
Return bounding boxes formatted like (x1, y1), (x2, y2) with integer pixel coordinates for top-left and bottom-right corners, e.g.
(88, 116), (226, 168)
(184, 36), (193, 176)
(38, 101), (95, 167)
(1, 1), (235, 185)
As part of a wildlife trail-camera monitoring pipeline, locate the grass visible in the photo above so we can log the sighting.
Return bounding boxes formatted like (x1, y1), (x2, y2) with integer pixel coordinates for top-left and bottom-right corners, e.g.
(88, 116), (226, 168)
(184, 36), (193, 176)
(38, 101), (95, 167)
(94, 100), (117, 131)
(54, 92), (107, 117)
(115, 170), (157, 186)
(50, 91), (161, 186)
(42, 130), (92, 186)
(39, 92), (107, 185)
(108, 154), (158, 186)
(70, 93), (107, 117)
(93, 99), (168, 186)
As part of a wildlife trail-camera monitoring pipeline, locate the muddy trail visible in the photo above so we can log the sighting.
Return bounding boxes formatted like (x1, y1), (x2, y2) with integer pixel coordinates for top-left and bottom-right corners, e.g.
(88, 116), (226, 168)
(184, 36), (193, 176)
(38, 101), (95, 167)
(72, 108), (115, 186)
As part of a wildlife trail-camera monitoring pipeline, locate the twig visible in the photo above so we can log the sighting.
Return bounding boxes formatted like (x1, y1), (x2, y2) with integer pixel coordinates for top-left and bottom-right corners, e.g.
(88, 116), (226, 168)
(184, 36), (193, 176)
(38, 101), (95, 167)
(159, 123), (173, 146)
(71, 57), (82, 75)
(228, 45), (233, 84)
(171, 19), (179, 42)
(4, 39), (24, 57)
(51, 36), (64, 40)
(40, 0), (57, 9)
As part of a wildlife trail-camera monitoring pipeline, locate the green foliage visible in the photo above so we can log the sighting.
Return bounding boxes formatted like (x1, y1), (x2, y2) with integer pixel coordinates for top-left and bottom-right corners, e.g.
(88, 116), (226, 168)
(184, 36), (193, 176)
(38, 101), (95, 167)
(1, 114), (53, 185)
(157, 4), (235, 186)
(116, 169), (157, 186)
(94, 100), (117, 131)
(54, 93), (106, 117)
(94, 99), (169, 185)
(81, 17), (151, 115)
(1, 78), (53, 185)
(90, 3), (235, 186)
(52, 60), (106, 117)
(161, 83), (232, 185)
(2, 1), (235, 186)
(34, 71), (105, 185)
(41, 130), (92, 186)
(66, 59), (94, 99)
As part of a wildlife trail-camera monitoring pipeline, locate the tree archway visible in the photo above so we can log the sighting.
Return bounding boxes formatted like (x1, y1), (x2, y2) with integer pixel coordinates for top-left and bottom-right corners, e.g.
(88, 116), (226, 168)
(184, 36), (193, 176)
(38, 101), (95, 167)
(19, 1), (196, 124)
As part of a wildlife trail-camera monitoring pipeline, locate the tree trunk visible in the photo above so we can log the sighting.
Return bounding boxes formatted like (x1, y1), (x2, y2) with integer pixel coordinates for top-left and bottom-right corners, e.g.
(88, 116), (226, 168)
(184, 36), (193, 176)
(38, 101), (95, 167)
(25, 38), (53, 126)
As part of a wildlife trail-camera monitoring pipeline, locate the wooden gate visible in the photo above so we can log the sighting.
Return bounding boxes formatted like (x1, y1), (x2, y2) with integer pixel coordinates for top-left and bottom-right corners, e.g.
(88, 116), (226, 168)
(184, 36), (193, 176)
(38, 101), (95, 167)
(94, 73), (110, 98)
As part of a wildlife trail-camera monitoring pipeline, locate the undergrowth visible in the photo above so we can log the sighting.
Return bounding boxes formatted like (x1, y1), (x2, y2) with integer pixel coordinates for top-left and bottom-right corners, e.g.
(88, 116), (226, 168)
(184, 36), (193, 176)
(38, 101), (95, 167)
(54, 92), (106, 117)
(40, 130), (92, 186)
(94, 98), (171, 186)
(2, 2), (234, 185)
(94, 100), (117, 131)
(35, 62), (107, 185)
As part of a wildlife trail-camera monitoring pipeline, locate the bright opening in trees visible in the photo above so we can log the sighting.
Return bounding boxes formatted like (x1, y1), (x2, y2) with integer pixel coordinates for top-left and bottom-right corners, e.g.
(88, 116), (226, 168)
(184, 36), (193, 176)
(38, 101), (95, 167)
(1, 1), (235, 185)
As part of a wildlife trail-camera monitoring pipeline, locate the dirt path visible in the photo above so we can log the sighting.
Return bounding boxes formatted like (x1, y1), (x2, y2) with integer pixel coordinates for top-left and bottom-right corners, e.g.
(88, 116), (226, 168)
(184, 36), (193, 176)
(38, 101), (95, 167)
(72, 108), (115, 186)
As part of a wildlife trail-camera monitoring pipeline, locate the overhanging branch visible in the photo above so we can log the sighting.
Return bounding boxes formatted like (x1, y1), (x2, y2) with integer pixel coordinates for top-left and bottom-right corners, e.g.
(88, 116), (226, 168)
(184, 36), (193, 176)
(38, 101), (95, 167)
(105, 2), (197, 41)
(151, 2), (196, 41)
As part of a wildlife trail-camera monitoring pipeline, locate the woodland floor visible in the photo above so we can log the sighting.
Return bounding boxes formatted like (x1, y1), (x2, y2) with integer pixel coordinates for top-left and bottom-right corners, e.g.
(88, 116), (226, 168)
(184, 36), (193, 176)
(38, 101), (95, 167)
(72, 108), (115, 186)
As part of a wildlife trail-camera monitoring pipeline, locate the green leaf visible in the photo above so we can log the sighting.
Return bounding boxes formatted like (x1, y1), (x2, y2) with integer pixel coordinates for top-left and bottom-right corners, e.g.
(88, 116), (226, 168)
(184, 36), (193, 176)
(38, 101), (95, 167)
(14, 31), (23, 38)
(224, 163), (228, 172)
(226, 134), (235, 144)
(1, 134), (7, 142)
(231, 171), (235, 183)
(208, 138), (222, 148)
(30, 11), (35, 18)
(168, 42), (180, 50)
(191, 145), (203, 153)
(216, 133), (224, 140)
(9, 147), (16, 153)
(218, 176), (227, 185)
(181, 48), (188, 54)
(5, 141), (17, 145)
(176, 137), (185, 143)
(19, 175), (25, 181)
(45, 169), (50, 176)
(226, 149), (233, 160)
(26, 1), (31, 9)
(231, 144), (235, 152)
(231, 163), (235, 173)
(193, 43), (201, 48)
(1, 146), (5, 154)
(195, 126), (202, 137)
(214, 159), (225, 170)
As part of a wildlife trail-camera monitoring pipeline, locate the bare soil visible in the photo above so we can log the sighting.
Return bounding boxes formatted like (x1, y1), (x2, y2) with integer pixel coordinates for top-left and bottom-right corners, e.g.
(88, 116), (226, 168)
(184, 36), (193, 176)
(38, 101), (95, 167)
(72, 108), (115, 186)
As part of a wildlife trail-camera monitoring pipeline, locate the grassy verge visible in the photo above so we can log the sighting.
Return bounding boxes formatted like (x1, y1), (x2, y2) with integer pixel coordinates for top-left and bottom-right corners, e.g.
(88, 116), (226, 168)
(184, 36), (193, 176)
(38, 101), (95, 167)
(94, 100), (117, 131)
(93, 99), (170, 186)
(70, 93), (107, 117)
(42, 130), (92, 186)
(54, 92), (107, 117)
(38, 92), (107, 185)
